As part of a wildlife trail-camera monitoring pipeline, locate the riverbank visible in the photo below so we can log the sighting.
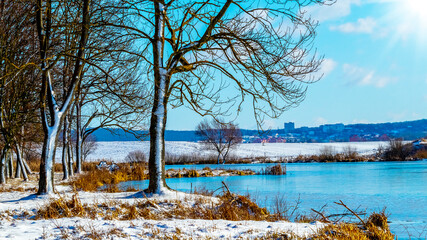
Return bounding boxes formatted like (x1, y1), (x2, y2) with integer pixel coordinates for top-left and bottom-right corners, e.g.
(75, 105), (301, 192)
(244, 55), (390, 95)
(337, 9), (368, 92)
(74, 141), (425, 165)
(0, 175), (394, 240)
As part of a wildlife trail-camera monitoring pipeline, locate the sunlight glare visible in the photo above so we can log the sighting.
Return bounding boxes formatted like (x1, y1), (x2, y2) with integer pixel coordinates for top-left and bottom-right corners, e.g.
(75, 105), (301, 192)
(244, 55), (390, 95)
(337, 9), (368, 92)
(405, 0), (427, 24)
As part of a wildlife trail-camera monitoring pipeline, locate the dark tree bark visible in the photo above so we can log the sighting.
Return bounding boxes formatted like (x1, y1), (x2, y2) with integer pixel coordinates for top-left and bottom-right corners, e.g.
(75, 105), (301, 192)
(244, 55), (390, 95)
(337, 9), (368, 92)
(61, 115), (69, 180)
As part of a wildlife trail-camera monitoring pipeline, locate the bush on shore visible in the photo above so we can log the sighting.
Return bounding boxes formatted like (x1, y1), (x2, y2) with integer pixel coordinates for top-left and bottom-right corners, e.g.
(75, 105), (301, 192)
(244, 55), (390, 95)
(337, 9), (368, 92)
(382, 139), (412, 161)
(260, 163), (286, 175)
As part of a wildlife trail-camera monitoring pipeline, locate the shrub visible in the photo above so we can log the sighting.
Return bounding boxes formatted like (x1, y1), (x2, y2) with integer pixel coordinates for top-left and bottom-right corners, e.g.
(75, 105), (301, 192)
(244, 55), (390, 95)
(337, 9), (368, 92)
(318, 146), (336, 162)
(262, 163), (286, 175)
(124, 150), (147, 164)
(342, 145), (358, 160)
(414, 149), (427, 159)
(383, 139), (412, 161)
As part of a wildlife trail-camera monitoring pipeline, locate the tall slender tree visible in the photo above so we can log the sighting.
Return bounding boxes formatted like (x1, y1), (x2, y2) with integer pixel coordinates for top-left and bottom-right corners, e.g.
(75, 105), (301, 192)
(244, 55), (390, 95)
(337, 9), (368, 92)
(36, 0), (91, 194)
(114, 0), (331, 194)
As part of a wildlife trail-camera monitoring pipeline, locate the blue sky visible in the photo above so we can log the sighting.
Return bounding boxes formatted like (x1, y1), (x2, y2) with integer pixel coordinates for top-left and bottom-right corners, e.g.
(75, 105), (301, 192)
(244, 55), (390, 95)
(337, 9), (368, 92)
(167, 0), (427, 130)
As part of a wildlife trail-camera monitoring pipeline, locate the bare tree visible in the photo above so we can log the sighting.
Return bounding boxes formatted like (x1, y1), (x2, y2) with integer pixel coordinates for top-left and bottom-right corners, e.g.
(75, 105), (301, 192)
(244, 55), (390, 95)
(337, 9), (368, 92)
(124, 150), (147, 165)
(0, 0), (39, 184)
(196, 119), (242, 164)
(72, 61), (150, 174)
(384, 139), (412, 161)
(81, 134), (97, 162)
(114, 0), (331, 194)
(35, 0), (92, 194)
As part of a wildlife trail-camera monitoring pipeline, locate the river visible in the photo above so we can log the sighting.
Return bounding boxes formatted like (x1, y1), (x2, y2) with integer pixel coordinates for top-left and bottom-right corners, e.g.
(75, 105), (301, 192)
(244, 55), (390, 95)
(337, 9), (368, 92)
(120, 161), (427, 239)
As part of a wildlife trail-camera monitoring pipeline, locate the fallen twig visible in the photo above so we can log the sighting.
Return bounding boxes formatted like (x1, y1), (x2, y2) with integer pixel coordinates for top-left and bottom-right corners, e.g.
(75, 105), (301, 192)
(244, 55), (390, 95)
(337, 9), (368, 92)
(311, 208), (331, 223)
(334, 200), (366, 226)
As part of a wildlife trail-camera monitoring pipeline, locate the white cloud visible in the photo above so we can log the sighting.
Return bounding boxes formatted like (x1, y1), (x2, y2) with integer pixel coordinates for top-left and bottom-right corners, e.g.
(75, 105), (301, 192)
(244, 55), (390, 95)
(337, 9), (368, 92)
(262, 119), (279, 129)
(412, 112), (420, 118)
(304, 0), (361, 22)
(352, 119), (369, 124)
(330, 17), (377, 34)
(312, 58), (337, 79)
(314, 117), (328, 125)
(388, 111), (407, 121)
(343, 64), (397, 88)
(320, 58), (337, 76)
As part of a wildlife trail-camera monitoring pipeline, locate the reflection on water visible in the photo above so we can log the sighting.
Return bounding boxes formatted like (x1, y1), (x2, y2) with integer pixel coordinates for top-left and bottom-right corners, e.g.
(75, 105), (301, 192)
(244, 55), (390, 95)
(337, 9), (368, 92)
(120, 161), (427, 239)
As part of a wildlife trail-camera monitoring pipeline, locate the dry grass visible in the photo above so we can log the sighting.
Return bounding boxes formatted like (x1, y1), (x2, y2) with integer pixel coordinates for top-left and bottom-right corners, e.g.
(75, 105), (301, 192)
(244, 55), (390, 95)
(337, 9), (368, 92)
(312, 211), (394, 240)
(71, 163), (255, 192)
(25, 190), (397, 240)
(253, 231), (296, 240)
(414, 149), (427, 159)
(71, 162), (147, 192)
(33, 190), (276, 223)
(36, 193), (86, 219)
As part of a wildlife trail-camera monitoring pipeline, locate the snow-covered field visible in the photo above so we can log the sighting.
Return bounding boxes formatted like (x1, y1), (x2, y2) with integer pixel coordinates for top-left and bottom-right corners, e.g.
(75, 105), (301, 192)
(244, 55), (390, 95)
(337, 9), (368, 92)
(0, 187), (325, 239)
(84, 141), (388, 162)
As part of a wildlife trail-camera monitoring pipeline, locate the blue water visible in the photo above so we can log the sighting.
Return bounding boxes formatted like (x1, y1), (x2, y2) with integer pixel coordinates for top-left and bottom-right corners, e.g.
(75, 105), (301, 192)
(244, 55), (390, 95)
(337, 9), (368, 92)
(120, 161), (427, 239)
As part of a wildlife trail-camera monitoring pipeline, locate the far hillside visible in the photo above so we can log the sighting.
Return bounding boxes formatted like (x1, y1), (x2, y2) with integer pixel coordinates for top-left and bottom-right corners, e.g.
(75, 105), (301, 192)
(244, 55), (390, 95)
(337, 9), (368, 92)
(91, 119), (427, 143)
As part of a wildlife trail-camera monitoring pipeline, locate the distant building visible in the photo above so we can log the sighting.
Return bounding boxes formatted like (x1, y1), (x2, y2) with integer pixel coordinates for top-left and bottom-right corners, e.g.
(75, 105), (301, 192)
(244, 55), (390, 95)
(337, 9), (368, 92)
(349, 135), (364, 142)
(378, 134), (390, 141)
(300, 126), (309, 132)
(321, 123), (345, 133)
(284, 122), (295, 132)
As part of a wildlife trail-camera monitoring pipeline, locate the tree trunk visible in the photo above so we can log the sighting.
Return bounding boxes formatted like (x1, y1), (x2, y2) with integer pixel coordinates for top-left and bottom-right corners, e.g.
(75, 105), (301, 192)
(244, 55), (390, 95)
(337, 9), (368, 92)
(15, 158), (21, 178)
(7, 150), (13, 179)
(61, 116), (69, 180)
(0, 148), (6, 184)
(146, 73), (170, 194)
(22, 158), (32, 175)
(67, 136), (74, 176)
(75, 102), (82, 173)
(145, 2), (170, 194)
(15, 145), (28, 181)
(66, 112), (73, 176)
(38, 126), (58, 194)
(15, 143), (32, 175)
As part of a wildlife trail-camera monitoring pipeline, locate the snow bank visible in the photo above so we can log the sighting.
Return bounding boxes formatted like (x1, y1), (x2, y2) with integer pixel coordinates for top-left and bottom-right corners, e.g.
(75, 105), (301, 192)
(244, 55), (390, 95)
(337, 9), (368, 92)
(0, 217), (324, 239)
(79, 141), (387, 162)
(0, 190), (325, 239)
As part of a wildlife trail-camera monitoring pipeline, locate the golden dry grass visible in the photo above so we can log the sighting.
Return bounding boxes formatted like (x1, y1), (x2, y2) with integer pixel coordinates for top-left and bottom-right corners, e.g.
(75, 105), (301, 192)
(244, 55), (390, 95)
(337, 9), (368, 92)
(414, 149), (427, 159)
(71, 163), (147, 192)
(34, 191), (275, 222)
(28, 191), (397, 240)
(312, 212), (394, 240)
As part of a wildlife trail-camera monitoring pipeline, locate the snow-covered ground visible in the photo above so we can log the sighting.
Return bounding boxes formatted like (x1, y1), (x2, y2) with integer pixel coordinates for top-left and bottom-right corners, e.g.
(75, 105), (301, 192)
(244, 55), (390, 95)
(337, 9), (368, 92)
(83, 141), (388, 162)
(0, 187), (325, 239)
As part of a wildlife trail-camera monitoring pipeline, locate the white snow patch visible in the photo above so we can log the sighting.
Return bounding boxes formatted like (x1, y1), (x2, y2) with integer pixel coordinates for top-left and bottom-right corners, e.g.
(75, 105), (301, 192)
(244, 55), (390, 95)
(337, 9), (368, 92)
(0, 190), (325, 239)
(75, 141), (388, 162)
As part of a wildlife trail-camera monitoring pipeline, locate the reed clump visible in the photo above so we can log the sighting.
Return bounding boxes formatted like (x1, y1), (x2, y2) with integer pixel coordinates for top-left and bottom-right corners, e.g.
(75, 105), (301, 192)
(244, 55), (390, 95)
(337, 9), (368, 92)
(261, 163), (286, 175)
(312, 208), (394, 240)
(71, 162), (147, 192)
(36, 194), (86, 219)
